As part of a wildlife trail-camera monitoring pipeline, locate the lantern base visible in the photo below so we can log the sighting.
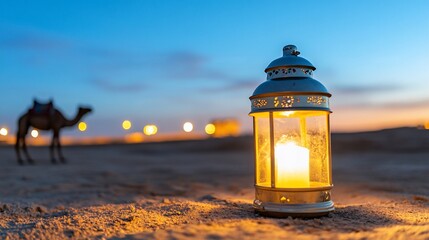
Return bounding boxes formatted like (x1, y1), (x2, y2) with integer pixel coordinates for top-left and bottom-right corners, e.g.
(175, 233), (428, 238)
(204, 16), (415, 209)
(253, 186), (334, 218)
(254, 200), (334, 218)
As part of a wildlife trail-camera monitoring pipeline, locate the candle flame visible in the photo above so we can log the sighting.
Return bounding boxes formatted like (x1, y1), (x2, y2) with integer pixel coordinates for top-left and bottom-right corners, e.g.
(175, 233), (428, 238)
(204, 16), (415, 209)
(275, 141), (310, 188)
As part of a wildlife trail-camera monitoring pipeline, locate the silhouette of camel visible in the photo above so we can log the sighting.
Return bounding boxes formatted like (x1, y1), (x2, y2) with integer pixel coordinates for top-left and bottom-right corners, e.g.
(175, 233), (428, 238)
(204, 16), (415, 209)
(15, 100), (92, 165)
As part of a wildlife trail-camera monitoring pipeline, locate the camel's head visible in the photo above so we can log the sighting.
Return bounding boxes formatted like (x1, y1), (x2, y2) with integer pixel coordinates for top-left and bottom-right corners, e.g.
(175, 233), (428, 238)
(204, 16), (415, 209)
(78, 106), (93, 115)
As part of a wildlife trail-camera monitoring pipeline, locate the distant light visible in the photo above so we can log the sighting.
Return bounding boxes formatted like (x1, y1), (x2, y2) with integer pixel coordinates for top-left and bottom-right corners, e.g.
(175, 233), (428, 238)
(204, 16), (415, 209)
(143, 125), (158, 136)
(183, 122), (193, 133)
(78, 122), (87, 132)
(122, 120), (132, 130)
(31, 129), (39, 138)
(425, 121), (429, 130)
(0, 127), (8, 136)
(124, 132), (144, 143)
(205, 123), (216, 135)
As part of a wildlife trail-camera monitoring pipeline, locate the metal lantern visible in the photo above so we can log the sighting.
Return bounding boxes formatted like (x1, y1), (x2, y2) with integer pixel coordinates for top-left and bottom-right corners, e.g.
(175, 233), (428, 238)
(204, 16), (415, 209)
(250, 45), (334, 217)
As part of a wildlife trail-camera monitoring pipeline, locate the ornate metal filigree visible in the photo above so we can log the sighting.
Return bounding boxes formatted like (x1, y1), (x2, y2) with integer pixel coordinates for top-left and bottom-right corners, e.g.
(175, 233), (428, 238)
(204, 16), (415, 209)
(253, 99), (268, 108)
(267, 68), (313, 80)
(280, 96), (295, 107)
(307, 96), (326, 105)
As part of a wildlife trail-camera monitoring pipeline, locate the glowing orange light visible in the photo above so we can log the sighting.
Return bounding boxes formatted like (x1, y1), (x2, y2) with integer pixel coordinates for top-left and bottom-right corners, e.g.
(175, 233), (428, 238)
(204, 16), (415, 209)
(0, 127), (8, 136)
(143, 125), (158, 136)
(122, 120), (132, 130)
(425, 121), (429, 130)
(78, 122), (87, 132)
(183, 122), (193, 132)
(125, 132), (144, 143)
(31, 129), (39, 138)
(205, 124), (216, 135)
(207, 119), (240, 137)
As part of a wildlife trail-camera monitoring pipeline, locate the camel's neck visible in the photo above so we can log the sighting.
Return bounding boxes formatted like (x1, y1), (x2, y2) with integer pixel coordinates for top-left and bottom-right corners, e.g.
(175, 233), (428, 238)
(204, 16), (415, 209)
(64, 110), (86, 127)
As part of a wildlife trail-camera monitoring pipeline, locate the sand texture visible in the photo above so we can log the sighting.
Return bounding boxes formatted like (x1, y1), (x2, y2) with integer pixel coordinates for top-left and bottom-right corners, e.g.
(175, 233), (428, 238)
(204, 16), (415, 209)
(0, 127), (428, 239)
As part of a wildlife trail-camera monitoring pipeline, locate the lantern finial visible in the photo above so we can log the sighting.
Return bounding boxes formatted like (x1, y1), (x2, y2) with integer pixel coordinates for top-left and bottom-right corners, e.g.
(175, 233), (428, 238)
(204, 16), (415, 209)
(283, 45), (300, 56)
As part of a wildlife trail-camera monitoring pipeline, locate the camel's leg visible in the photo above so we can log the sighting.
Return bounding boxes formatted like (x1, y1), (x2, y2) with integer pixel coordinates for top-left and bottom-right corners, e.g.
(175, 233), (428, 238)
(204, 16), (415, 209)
(50, 133), (57, 164)
(15, 133), (24, 165)
(56, 132), (66, 163)
(22, 137), (34, 164)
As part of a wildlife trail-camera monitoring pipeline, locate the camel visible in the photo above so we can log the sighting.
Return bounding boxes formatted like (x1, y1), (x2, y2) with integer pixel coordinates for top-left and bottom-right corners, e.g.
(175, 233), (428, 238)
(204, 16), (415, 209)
(15, 100), (92, 165)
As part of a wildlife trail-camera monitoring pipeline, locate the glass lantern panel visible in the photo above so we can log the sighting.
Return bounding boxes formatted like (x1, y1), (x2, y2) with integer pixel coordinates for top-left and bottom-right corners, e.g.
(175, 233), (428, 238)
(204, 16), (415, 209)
(273, 111), (331, 188)
(253, 112), (271, 187)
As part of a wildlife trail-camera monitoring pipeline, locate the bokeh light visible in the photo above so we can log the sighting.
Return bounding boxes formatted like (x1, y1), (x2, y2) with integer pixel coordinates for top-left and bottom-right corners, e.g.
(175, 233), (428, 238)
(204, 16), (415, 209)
(205, 124), (216, 135)
(31, 129), (39, 138)
(143, 125), (158, 136)
(122, 120), (132, 130)
(0, 127), (8, 136)
(78, 122), (87, 132)
(183, 122), (193, 133)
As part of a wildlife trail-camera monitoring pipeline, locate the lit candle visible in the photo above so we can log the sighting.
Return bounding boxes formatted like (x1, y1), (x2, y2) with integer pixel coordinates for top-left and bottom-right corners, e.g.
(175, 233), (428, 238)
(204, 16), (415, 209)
(275, 142), (310, 188)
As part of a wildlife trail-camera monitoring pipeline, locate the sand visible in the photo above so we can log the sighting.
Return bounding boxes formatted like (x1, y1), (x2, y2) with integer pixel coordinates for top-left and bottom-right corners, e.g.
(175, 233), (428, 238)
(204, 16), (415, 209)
(0, 127), (428, 239)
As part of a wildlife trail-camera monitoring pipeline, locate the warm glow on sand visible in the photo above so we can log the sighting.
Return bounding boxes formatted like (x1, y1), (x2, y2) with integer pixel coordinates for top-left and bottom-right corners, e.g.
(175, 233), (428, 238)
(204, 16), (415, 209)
(122, 120), (132, 130)
(143, 125), (158, 136)
(78, 122), (87, 132)
(0, 127), (8, 136)
(183, 122), (193, 133)
(205, 124), (216, 135)
(31, 129), (39, 138)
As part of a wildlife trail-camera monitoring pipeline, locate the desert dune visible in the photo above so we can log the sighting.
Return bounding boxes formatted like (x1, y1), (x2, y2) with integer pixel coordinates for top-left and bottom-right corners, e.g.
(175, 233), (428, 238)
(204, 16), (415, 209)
(0, 127), (428, 239)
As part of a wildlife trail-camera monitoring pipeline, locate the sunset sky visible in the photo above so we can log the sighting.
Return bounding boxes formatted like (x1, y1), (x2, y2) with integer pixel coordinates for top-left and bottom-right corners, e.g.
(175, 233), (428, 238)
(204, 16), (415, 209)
(1, 0), (429, 137)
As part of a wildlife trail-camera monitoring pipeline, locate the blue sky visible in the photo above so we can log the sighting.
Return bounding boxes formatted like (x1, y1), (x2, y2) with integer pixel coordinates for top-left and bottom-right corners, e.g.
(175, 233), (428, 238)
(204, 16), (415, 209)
(1, 0), (429, 137)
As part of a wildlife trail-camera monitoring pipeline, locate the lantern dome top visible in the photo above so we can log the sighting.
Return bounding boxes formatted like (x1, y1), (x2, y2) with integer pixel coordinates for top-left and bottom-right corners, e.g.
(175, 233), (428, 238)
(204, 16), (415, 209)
(265, 45), (316, 72)
(250, 44), (331, 113)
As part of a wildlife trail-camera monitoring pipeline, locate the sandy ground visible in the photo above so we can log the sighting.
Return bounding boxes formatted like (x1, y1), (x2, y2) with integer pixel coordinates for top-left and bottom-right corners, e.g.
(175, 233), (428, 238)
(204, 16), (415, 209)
(0, 127), (428, 239)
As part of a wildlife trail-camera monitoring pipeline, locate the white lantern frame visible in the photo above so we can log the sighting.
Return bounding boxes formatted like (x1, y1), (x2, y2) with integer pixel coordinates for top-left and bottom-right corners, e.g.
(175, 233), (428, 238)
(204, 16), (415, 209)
(250, 45), (334, 217)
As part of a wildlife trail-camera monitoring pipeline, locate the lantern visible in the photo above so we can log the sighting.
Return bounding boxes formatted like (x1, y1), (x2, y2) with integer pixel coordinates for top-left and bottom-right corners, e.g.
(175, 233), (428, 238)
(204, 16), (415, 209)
(250, 45), (334, 217)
